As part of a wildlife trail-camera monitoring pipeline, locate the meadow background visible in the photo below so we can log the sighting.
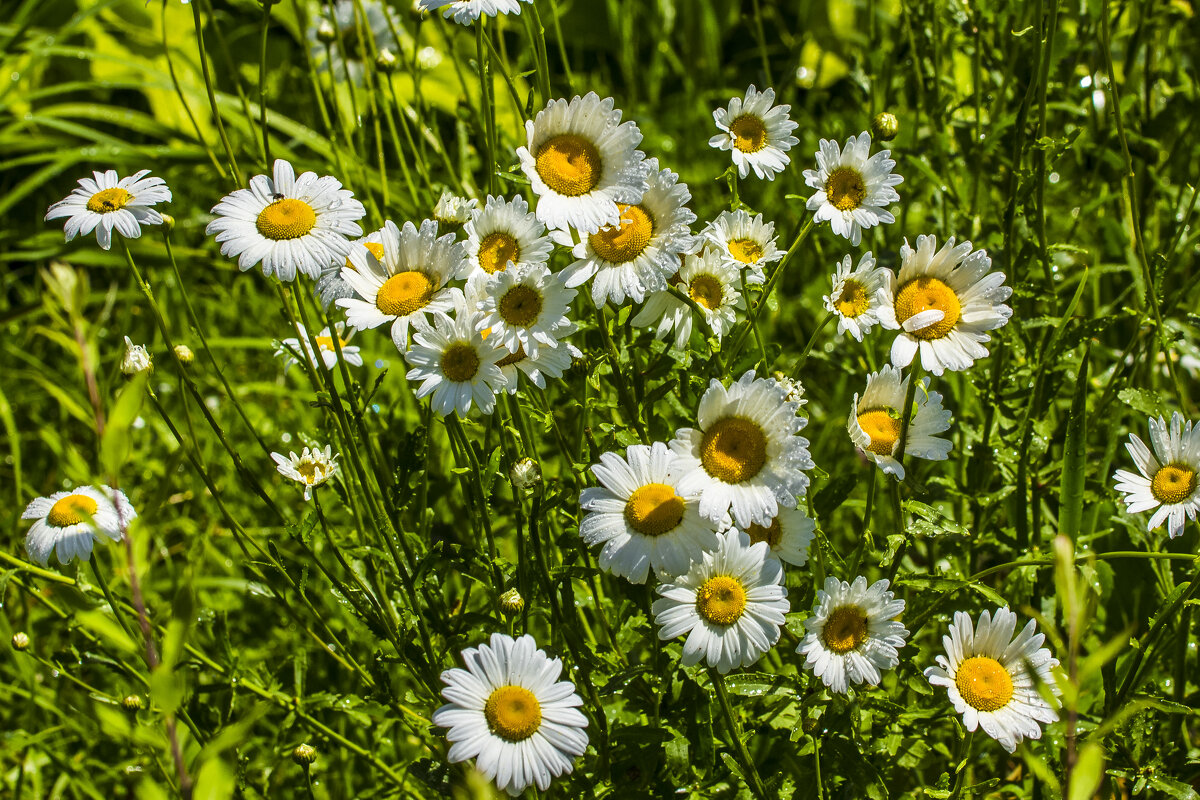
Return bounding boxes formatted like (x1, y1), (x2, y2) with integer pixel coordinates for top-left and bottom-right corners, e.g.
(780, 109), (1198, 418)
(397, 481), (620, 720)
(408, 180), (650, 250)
(2, 0), (1200, 797)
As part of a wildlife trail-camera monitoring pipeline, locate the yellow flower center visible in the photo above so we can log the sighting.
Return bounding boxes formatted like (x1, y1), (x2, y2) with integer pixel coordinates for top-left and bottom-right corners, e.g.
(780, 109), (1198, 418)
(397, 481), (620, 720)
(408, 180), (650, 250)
(825, 166), (867, 212)
(822, 605), (869, 654)
(535, 133), (602, 197)
(496, 344), (527, 368)
(297, 461), (322, 484)
(745, 516), (782, 548)
(696, 575), (748, 626)
(857, 408), (902, 457)
(623, 483), (686, 537)
(1151, 464), (1198, 504)
(478, 231), (521, 274)
(588, 204), (654, 264)
(688, 274), (724, 311)
(314, 335), (348, 352)
(894, 276), (961, 340)
(955, 656), (1014, 712)
(441, 343), (481, 383)
(835, 279), (870, 319)
(729, 114), (768, 153)
(47, 494), (99, 528)
(727, 237), (764, 264)
(484, 685), (542, 742)
(376, 271), (434, 317)
(700, 416), (768, 484)
(86, 187), (134, 214)
(498, 285), (543, 328)
(256, 198), (317, 241)
(344, 241), (383, 272)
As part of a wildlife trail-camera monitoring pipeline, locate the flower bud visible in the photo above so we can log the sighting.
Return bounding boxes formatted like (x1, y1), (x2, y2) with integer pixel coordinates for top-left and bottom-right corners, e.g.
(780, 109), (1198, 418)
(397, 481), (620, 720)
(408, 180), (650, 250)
(292, 744), (317, 765)
(173, 344), (195, 365)
(433, 190), (477, 229)
(316, 19), (337, 44)
(122, 694), (144, 711)
(11, 632), (30, 651)
(509, 458), (541, 490)
(499, 588), (524, 617)
(871, 112), (899, 141)
(158, 213), (175, 232)
(121, 336), (152, 377)
(376, 48), (398, 74)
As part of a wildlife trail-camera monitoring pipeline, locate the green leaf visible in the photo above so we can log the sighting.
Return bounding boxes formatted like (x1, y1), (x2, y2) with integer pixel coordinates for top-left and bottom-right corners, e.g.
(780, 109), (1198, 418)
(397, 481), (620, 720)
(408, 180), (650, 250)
(100, 370), (148, 480)
(1067, 743), (1104, 800)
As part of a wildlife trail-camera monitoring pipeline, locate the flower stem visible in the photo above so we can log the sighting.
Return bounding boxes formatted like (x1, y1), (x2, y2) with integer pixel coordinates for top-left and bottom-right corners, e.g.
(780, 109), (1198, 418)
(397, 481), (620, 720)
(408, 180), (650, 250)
(257, 0), (273, 168)
(709, 669), (768, 800)
(727, 215), (814, 364)
(190, 0), (243, 186)
(947, 731), (973, 800)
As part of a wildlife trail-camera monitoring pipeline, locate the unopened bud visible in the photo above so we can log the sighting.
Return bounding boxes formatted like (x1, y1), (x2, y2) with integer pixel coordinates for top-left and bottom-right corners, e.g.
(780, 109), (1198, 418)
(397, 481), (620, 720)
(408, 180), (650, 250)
(292, 744), (317, 765)
(376, 48), (398, 74)
(433, 190), (477, 229)
(871, 112), (899, 141)
(509, 458), (541, 490)
(173, 344), (195, 365)
(499, 588), (524, 616)
(316, 19), (337, 44)
(122, 694), (144, 711)
(121, 336), (152, 377)
(11, 632), (30, 651)
(158, 213), (175, 232)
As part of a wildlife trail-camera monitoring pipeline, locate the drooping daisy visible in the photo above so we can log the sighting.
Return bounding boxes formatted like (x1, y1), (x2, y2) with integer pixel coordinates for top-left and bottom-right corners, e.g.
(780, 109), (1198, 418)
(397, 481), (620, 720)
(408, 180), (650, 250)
(405, 299), (508, 416)
(45, 169), (171, 250)
(701, 209), (782, 284)
(731, 505), (814, 567)
(207, 159), (366, 282)
(494, 337), (581, 394)
(272, 445), (339, 501)
(309, 0), (404, 85)
(21, 486), (135, 566)
(432, 633), (588, 797)
(803, 131), (902, 246)
(629, 283), (692, 351)
(824, 252), (890, 341)
(317, 228), (386, 309)
(275, 323), (364, 373)
(474, 263), (576, 359)
(670, 371), (813, 528)
(798, 577), (909, 694)
(708, 85), (799, 181)
(462, 195), (553, 278)
(516, 92), (651, 235)
(1113, 412), (1200, 539)
(652, 528), (789, 674)
(925, 608), (1060, 753)
(848, 365), (952, 480)
(876, 235), (1012, 375)
(336, 219), (468, 351)
(433, 190), (478, 231)
(419, 0), (531, 25)
(579, 442), (721, 584)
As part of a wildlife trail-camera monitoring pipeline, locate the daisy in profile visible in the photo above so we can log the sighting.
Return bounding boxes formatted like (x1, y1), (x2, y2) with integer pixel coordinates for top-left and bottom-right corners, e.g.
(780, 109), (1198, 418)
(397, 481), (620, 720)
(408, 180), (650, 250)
(652, 528), (789, 674)
(824, 252), (890, 341)
(701, 209), (782, 284)
(803, 131), (902, 246)
(494, 336), (581, 394)
(630, 283), (692, 351)
(516, 92), (650, 234)
(462, 195), (552, 278)
(708, 85), (799, 181)
(317, 228), (385, 309)
(848, 365), (952, 480)
(877, 235), (1012, 375)
(207, 159), (365, 282)
(420, 0), (531, 25)
(670, 371), (813, 528)
(925, 608), (1060, 753)
(733, 505), (814, 567)
(798, 577), (908, 694)
(275, 323), (363, 373)
(272, 445), (339, 501)
(405, 298), (508, 416)
(432, 633), (588, 797)
(579, 442), (721, 584)
(21, 486), (135, 566)
(309, 0), (405, 85)
(337, 219), (468, 351)
(46, 169), (171, 250)
(474, 263), (576, 358)
(1113, 412), (1200, 538)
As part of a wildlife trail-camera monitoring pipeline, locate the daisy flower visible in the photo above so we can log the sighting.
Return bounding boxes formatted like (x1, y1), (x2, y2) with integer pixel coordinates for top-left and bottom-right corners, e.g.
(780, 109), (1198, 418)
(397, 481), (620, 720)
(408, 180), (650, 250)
(275, 323), (363, 373)
(272, 445), (339, 501)
(433, 190), (478, 230)
(309, 0), (404, 85)
(21, 486), (135, 566)
(670, 370), (813, 529)
(432, 633), (588, 797)
(405, 299), (508, 416)
(45, 169), (171, 250)
(708, 85), (799, 181)
(474, 263), (577, 359)
(848, 365), (952, 480)
(677, 249), (744, 341)
(121, 336), (152, 376)
(877, 235), (1013, 375)
(336, 219), (468, 351)
(925, 608), (1060, 753)
(463, 195), (553, 278)
(803, 131), (902, 246)
(701, 209), (782, 284)
(1113, 412), (1200, 538)
(420, 0), (531, 25)
(559, 157), (696, 306)
(651, 528), (789, 674)
(207, 159), (366, 282)
(731, 505), (814, 567)
(494, 336), (581, 394)
(516, 92), (651, 235)
(317, 228), (385, 309)
(798, 576), (909, 694)
(579, 442), (721, 584)
(824, 252), (890, 341)
(771, 372), (808, 408)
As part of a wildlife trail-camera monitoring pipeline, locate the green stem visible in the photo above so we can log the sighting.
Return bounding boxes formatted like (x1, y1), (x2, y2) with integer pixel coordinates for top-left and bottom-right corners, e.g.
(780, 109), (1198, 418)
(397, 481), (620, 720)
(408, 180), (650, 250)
(476, 17), (498, 194)
(258, 0), (273, 168)
(190, 0), (243, 186)
(90, 557), (138, 645)
(796, 312), (834, 368)
(0, 552), (75, 585)
(947, 731), (973, 800)
(592, 302), (648, 443)
(710, 669), (768, 800)
(726, 216), (814, 364)
(523, 2), (553, 104)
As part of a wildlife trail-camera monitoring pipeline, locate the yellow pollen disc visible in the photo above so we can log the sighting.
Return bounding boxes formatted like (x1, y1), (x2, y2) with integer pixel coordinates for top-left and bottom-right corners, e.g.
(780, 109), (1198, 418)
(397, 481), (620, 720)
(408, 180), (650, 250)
(478, 231), (521, 274)
(624, 483), (686, 537)
(745, 516), (782, 548)
(346, 241), (385, 272)
(535, 133), (603, 197)
(688, 274), (724, 310)
(297, 462), (322, 483)
(256, 198), (317, 241)
(729, 114), (768, 153)
(696, 575), (748, 626)
(484, 685), (542, 742)
(700, 416), (768, 484)
(857, 408), (903, 456)
(1151, 464), (1198, 504)
(376, 272), (434, 317)
(314, 335), (348, 351)
(955, 656), (1014, 712)
(822, 605), (869, 654)
(835, 279), (870, 319)
(47, 494), (99, 528)
(86, 187), (133, 214)
(727, 238), (764, 264)
(441, 342), (481, 383)
(588, 204), (654, 264)
(498, 285), (544, 328)
(825, 166), (867, 212)
(894, 276), (962, 340)
(496, 345), (526, 368)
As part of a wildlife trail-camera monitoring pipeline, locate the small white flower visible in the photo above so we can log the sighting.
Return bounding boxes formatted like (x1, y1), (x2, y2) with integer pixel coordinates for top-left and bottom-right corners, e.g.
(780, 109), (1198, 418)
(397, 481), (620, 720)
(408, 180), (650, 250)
(474, 263), (577, 359)
(803, 131), (902, 246)
(121, 336), (152, 376)
(21, 486), (135, 566)
(404, 297), (508, 416)
(848, 365), (952, 480)
(1113, 412), (1200, 538)
(676, 249), (744, 341)
(433, 190), (478, 227)
(701, 209), (782, 284)
(420, 0), (531, 25)
(824, 252), (890, 341)
(708, 85), (799, 181)
(509, 458), (541, 489)
(728, 505), (814, 567)
(463, 195), (552, 278)
(798, 577), (908, 694)
(275, 323), (363, 373)
(771, 372), (808, 408)
(272, 445), (339, 500)
(45, 169), (171, 251)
